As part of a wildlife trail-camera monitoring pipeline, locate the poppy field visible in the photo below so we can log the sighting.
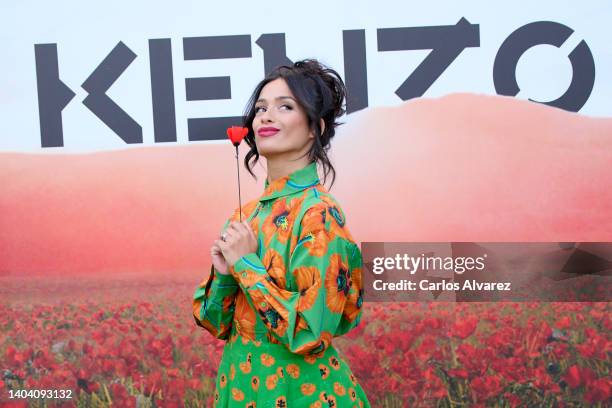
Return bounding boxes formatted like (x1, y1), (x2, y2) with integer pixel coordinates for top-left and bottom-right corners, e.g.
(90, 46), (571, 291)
(0, 273), (610, 407)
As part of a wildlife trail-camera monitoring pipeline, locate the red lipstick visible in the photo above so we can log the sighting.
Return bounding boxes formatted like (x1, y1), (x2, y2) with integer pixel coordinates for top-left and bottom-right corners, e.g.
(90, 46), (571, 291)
(258, 127), (279, 137)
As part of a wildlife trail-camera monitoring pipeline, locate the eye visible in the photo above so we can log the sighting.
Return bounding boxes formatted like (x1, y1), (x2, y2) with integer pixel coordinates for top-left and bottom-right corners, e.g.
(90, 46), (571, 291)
(280, 104), (292, 110)
(255, 106), (265, 113)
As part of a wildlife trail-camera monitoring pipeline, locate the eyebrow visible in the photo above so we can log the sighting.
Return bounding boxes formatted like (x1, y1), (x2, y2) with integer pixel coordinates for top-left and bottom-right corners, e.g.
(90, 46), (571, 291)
(256, 96), (296, 103)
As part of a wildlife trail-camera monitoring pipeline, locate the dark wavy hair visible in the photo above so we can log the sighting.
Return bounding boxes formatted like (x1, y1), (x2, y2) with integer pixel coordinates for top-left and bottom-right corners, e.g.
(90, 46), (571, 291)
(241, 58), (347, 189)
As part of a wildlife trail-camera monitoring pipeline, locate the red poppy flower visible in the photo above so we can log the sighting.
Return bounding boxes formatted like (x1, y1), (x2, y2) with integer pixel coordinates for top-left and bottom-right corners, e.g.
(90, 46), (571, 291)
(227, 126), (248, 146)
(450, 316), (478, 339)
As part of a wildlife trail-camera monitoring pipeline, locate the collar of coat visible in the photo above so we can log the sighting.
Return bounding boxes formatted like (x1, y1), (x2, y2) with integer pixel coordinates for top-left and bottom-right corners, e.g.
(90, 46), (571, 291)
(259, 161), (320, 203)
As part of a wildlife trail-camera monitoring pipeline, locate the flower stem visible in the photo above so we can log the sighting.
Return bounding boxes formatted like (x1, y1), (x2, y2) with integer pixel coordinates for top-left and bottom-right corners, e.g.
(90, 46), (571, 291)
(235, 145), (242, 221)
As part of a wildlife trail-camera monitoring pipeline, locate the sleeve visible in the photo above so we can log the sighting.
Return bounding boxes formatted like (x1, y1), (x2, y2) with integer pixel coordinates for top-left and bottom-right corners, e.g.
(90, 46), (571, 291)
(229, 203), (365, 355)
(192, 220), (240, 340)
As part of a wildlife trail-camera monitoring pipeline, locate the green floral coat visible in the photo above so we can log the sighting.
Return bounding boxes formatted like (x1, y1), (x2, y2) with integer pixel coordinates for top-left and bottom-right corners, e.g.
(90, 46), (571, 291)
(193, 162), (370, 407)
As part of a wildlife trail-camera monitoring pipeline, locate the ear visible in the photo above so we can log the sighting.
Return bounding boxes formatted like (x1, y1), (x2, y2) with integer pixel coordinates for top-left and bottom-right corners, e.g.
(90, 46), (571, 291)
(319, 118), (325, 135)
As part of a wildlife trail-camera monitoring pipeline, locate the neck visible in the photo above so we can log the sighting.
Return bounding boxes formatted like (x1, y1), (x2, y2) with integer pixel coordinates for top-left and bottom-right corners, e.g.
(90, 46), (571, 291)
(266, 156), (313, 184)
(264, 138), (315, 183)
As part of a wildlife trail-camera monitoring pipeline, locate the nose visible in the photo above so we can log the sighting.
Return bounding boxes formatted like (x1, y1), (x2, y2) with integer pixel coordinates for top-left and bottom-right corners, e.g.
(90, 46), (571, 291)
(259, 106), (274, 124)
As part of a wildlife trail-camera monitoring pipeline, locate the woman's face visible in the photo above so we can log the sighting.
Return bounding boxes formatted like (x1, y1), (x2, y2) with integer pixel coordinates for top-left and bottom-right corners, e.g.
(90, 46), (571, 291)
(252, 78), (315, 160)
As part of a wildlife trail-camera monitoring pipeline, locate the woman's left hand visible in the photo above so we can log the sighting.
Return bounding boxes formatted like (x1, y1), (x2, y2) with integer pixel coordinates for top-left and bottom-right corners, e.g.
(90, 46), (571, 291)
(217, 220), (258, 267)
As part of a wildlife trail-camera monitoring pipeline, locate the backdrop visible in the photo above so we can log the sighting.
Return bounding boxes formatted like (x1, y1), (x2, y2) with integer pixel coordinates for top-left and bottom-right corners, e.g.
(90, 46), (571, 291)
(1, 1), (611, 407)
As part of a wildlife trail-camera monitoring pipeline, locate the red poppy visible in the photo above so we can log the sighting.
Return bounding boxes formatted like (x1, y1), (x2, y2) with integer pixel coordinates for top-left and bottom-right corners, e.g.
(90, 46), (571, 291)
(450, 316), (478, 339)
(585, 378), (611, 403)
(227, 126), (248, 146)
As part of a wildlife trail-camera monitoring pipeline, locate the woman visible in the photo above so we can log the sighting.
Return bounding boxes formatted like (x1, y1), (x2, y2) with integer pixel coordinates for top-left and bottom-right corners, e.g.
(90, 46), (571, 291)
(193, 59), (370, 407)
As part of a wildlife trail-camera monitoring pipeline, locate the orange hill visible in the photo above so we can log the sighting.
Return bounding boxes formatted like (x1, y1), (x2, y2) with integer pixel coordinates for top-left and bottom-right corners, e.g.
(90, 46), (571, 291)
(1, 93), (611, 277)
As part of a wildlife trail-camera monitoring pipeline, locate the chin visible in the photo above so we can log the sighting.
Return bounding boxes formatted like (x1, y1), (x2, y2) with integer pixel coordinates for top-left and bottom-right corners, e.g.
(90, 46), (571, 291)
(259, 150), (282, 159)
(262, 149), (297, 162)
(257, 144), (284, 157)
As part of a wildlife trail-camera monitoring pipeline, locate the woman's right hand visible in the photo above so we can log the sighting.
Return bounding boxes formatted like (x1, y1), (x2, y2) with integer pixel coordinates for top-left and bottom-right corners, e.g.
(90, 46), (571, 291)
(211, 240), (230, 275)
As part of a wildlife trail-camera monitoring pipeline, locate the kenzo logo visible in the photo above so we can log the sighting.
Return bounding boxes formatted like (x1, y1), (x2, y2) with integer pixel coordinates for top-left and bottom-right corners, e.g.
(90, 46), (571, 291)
(34, 19), (595, 148)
